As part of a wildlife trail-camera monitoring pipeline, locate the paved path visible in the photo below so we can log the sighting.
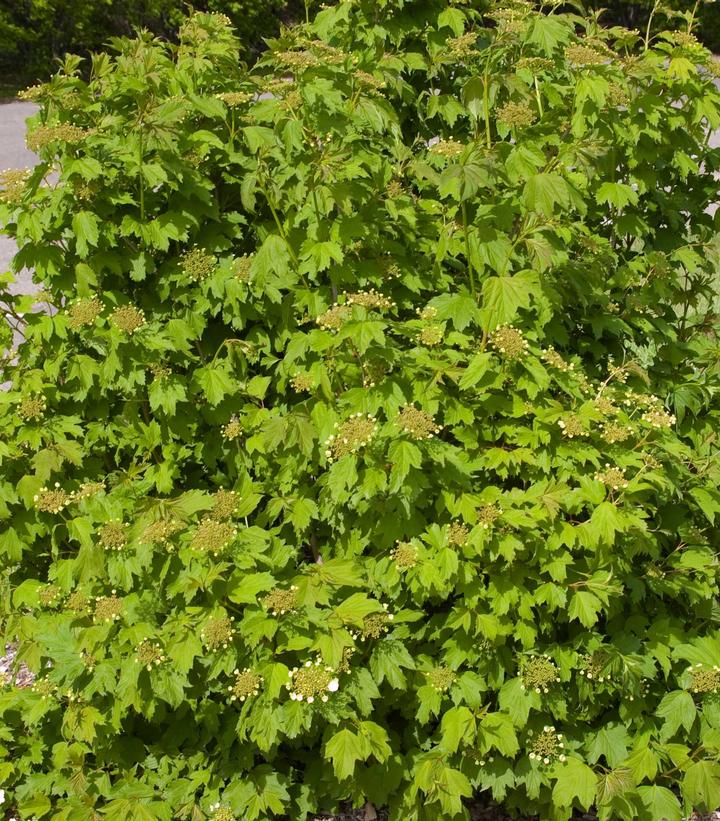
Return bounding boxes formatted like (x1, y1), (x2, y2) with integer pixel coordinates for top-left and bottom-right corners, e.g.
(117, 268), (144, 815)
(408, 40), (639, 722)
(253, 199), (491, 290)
(0, 101), (38, 294)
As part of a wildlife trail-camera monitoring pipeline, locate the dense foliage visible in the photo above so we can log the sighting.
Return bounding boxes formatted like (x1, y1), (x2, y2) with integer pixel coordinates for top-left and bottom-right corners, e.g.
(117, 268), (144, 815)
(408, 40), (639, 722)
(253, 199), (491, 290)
(2, 2), (720, 819)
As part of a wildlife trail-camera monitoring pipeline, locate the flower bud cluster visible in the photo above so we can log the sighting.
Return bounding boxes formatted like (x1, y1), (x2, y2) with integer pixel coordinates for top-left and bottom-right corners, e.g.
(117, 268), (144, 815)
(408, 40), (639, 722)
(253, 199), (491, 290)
(593, 395), (619, 416)
(99, 520), (128, 552)
(428, 138), (465, 159)
(490, 7), (529, 35)
(281, 89), (303, 111)
(34, 484), (71, 514)
(578, 652), (609, 683)
(263, 585), (299, 616)
(276, 50), (321, 70)
(344, 289), (395, 310)
(27, 123), (89, 152)
(497, 101), (536, 128)
(212, 490), (239, 520)
(558, 414), (587, 439)
(0, 168), (31, 204)
(528, 726), (565, 764)
(74, 481), (105, 500)
(642, 407), (676, 429)
(18, 84), (47, 101)
(521, 655), (560, 694)
(307, 39), (348, 65)
(66, 590), (90, 614)
(418, 324), (444, 346)
(216, 91), (254, 107)
(386, 179), (404, 199)
(201, 616), (235, 651)
(447, 32), (479, 59)
(209, 805), (236, 821)
(94, 592), (123, 623)
(181, 247), (215, 281)
(67, 297), (103, 329)
(229, 668), (262, 702)
(448, 521), (470, 546)
(38, 584), (61, 607)
(381, 258), (401, 280)
(594, 464), (628, 490)
(599, 421), (633, 444)
(687, 664), (720, 695)
(291, 373), (315, 393)
(490, 326), (530, 360)
(191, 519), (237, 556)
(32, 678), (56, 699)
(142, 519), (183, 546)
(426, 666), (456, 692)
(110, 305), (146, 335)
(565, 44), (608, 66)
(316, 305), (351, 332)
(18, 394), (47, 421)
(354, 70), (385, 91)
(478, 504), (502, 529)
(234, 254), (254, 281)
(325, 414), (378, 461)
(136, 640), (165, 671)
(541, 346), (574, 372)
(516, 57), (553, 73)
(287, 659), (339, 703)
(351, 605), (394, 640)
(607, 83), (630, 107)
(397, 405), (441, 440)
(221, 416), (243, 441)
(338, 646), (356, 673)
(391, 540), (418, 570)
(416, 306), (438, 321)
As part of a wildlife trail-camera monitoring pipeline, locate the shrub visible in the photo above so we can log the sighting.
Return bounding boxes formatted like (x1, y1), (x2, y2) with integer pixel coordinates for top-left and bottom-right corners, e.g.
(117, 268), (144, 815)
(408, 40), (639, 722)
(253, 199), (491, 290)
(2, 3), (720, 820)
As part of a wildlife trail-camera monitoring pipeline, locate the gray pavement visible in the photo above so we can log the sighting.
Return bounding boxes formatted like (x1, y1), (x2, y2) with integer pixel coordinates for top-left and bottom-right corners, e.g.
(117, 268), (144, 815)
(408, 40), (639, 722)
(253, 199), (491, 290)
(0, 101), (38, 293)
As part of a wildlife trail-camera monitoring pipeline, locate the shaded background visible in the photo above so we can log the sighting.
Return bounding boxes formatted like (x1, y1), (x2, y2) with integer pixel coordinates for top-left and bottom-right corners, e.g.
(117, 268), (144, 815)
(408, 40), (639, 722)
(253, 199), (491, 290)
(0, 0), (718, 96)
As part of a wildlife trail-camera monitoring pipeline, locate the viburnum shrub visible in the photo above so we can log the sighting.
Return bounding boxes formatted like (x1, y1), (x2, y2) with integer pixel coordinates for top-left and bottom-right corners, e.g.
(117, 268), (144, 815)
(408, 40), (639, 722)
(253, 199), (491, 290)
(2, 3), (720, 820)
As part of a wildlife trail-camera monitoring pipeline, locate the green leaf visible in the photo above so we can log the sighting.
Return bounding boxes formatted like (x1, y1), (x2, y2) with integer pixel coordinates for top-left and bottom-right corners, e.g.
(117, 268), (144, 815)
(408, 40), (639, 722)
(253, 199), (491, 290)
(325, 728), (368, 780)
(194, 365), (237, 406)
(459, 352), (492, 390)
(72, 211), (100, 258)
(358, 720), (392, 762)
(589, 501), (623, 546)
(596, 182), (639, 210)
(568, 590), (603, 628)
(437, 7), (465, 35)
(334, 593), (383, 627)
(656, 690), (696, 738)
(587, 725), (629, 768)
(637, 786), (682, 821)
(527, 15), (571, 53)
(523, 173), (571, 216)
(429, 291), (479, 331)
(691, 487), (720, 525)
(552, 758), (597, 810)
(439, 706), (476, 754)
(626, 744), (659, 782)
(479, 272), (538, 330)
(388, 439), (422, 492)
(682, 760), (720, 811)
